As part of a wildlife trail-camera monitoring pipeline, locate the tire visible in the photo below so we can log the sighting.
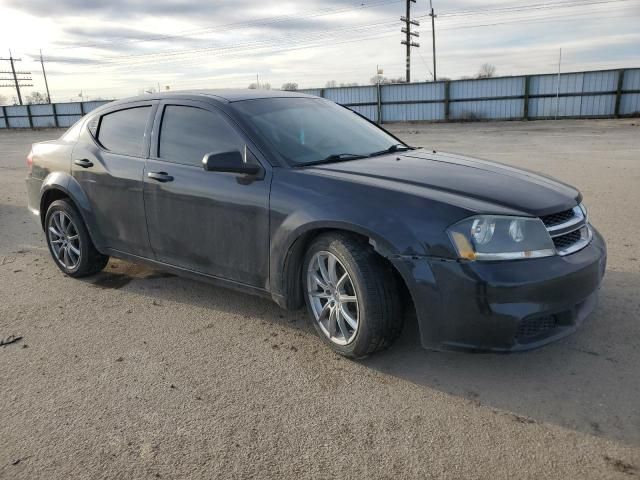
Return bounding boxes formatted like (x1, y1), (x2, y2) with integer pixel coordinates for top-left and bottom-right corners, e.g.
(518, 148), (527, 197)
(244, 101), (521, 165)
(45, 199), (109, 277)
(302, 232), (403, 358)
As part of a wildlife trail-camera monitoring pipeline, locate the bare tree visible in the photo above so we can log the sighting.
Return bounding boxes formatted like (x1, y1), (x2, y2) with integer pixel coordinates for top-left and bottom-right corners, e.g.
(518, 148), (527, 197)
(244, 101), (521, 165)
(325, 80), (338, 88)
(0, 93), (8, 105)
(339, 82), (359, 87)
(248, 82), (271, 90)
(26, 92), (50, 104)
(281, 82), (298, 91)
(370, 75), (405, 85)
(477, 63), (497, 79)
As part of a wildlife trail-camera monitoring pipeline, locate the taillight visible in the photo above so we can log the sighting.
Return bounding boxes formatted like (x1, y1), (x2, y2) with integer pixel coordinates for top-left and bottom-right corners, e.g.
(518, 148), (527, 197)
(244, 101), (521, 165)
(26, 149), (33, 173)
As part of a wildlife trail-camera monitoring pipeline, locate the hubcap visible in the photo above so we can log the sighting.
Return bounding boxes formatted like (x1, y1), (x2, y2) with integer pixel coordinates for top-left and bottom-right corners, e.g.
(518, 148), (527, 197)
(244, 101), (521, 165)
(307, 251), (359, 345)
(47, 211), (81, 270)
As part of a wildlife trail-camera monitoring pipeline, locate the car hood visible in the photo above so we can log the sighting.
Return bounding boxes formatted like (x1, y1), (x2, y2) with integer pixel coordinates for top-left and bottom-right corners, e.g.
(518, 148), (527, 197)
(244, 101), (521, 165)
(306, 150), (580, 216)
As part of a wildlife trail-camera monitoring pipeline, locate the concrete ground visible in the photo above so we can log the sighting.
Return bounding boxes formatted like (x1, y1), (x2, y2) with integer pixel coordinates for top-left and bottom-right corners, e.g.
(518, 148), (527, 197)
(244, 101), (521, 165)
(1, 119), (639, 479)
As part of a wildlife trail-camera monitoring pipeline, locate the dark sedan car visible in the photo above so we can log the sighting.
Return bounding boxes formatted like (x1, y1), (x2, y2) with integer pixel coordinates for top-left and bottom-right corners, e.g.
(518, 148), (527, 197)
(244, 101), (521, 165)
(26, 90), (606, 357)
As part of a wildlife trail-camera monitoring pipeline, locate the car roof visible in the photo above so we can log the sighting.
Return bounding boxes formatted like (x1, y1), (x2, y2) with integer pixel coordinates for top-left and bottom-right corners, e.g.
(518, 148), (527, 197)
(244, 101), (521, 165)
(105, 89), (318, 107)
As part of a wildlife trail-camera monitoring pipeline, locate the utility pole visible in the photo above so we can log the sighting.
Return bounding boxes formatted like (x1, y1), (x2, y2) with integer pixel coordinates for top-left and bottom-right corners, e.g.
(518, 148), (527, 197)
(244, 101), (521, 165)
(400, 0), (420, 83)
(429, 0), (437, 81)
(0, 50), (32, 105)
(40, 49), (51, 103)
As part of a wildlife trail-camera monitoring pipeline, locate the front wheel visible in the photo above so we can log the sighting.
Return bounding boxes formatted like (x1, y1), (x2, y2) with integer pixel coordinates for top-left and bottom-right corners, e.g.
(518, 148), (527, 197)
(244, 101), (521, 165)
(302, 233), (403, 358)
(45, 199), (109, 277)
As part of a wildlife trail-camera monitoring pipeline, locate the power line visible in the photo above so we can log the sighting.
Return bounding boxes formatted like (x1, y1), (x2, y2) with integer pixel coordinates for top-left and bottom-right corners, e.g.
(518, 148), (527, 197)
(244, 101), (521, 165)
(48, 0), (404, 52)
(438, 0), (638, 17)
(37, 0), (638, 72)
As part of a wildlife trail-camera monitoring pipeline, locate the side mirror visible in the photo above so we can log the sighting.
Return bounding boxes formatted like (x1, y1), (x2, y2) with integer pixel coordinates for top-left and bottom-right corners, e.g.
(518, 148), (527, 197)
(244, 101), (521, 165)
(202, 149), (260, 175)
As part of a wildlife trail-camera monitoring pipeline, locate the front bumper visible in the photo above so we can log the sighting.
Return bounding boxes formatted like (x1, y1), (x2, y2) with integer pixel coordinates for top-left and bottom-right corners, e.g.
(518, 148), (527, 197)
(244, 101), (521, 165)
(398, 227), (607, 352)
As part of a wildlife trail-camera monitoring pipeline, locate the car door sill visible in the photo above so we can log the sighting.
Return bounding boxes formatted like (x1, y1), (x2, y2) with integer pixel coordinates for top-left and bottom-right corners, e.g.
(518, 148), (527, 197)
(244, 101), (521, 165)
(104, 248), (271, 299)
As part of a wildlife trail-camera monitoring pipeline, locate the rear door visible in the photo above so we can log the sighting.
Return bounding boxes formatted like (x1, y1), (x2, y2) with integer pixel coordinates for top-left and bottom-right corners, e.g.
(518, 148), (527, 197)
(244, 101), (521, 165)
(143, 100), (271, 288)
(72, 101), (156, 257)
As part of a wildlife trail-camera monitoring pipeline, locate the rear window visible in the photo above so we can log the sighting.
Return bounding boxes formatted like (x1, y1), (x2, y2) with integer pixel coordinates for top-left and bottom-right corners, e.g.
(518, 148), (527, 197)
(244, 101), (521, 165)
(97, 106), (151, 156)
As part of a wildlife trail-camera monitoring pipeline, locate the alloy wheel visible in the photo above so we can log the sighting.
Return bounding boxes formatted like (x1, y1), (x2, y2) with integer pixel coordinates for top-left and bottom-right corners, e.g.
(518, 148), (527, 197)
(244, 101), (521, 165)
(307, 251), (359, 345)
(47, 211), (81, 271)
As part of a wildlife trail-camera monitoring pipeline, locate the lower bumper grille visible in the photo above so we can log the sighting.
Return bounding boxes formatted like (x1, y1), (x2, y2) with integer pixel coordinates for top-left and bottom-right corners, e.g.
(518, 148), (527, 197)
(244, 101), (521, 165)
(516, 315), (558, 341)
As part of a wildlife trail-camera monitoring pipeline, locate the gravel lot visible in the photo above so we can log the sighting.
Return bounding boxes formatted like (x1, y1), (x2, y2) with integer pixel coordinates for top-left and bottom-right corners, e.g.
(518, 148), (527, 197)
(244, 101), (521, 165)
(1, 119), (639, 479)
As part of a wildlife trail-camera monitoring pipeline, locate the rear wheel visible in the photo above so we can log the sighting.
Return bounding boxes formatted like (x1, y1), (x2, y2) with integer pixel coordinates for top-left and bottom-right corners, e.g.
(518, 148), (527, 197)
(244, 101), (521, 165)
(45, 199), (109, 277)
(302, 233), (403, 358)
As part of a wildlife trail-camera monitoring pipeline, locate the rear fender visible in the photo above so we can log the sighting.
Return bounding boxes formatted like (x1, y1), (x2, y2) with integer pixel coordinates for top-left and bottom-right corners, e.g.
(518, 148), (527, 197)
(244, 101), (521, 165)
(40, 172), (106, 252)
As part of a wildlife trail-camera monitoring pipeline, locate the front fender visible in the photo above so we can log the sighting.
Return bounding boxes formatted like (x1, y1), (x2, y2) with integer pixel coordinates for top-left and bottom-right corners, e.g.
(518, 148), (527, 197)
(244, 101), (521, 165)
(268, 169), (442, 308)
(40, 172), (106, 252)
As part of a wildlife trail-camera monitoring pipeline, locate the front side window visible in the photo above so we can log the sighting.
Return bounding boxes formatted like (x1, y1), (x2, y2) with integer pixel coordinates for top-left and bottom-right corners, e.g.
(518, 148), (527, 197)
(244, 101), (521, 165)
(231, 98), (404, 166)
(158, 105), (244, 167)
(97, 106), (151, 157)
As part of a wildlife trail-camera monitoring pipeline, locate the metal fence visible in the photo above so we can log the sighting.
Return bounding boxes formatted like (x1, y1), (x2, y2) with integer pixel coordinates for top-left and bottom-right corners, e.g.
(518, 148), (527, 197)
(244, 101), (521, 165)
(1, 68), (639, 129)
(0, 100), (111, 129)
(300, 68), (640, 123)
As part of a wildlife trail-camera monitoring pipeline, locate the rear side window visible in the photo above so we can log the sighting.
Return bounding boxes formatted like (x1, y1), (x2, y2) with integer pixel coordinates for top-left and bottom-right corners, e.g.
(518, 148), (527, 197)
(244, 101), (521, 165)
(98, 106), (151, 157)
(158, 105), (244, 167)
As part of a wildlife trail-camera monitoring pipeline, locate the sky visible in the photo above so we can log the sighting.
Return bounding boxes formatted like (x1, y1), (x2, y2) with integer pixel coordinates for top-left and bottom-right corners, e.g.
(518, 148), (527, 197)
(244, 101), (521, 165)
(0, 0), (639, 102)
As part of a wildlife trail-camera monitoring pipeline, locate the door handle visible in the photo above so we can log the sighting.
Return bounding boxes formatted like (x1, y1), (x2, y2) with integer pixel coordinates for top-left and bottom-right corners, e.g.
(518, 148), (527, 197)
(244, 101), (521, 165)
(74, 159), (94, 168)
(147, 171), (174, 183)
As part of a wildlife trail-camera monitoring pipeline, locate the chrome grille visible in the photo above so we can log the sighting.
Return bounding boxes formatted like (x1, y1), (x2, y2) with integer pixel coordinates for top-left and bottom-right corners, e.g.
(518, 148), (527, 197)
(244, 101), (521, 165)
(553, 229), (582, 250)
(541, 209), (575, 228)
(541, 205), (591, 256)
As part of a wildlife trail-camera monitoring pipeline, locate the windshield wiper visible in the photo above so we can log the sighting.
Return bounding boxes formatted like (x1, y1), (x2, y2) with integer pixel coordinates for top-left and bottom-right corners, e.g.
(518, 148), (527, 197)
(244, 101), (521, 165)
(367, 143), (414, 158)
(296, 153), (367, 168)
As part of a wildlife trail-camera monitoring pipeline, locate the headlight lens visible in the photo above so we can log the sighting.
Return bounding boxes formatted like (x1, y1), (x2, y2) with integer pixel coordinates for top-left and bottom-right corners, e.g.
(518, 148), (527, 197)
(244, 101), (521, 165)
(448, 215), (555, 261)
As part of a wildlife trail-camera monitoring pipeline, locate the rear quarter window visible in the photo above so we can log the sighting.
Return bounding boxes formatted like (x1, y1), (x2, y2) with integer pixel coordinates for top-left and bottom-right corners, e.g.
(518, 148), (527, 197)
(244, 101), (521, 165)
(97, 106), (151, 157)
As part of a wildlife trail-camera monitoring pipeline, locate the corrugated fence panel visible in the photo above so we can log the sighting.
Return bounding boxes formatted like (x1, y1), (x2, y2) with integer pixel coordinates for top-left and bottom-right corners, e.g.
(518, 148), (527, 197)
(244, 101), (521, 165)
(620, 94), (640, 115)
(0, 108), (5, 128)
(382, 102), (444, 122)
(83, 100), (111, 112)
(55, 102), (82, 115)
(528, 96), (582, 118)
(30, 104), (54, 116)
(622, 69), (640, 90)
(450, 99), (523, 120)
(32, 116), (57, 128)
(381, 82), (445, 102)
(7, 116), (31, 128)
(324, 86), (376, 104)
(450, 77), (523, 100)
(580, 95), (616, 116)
(58, 115), (82, 127)
(530, 72), (584, 95)
(582, 70), (618, 92)
(298, 88), (322, 97)
(348, 105), (377, 121)
(5, 105), (28, 117)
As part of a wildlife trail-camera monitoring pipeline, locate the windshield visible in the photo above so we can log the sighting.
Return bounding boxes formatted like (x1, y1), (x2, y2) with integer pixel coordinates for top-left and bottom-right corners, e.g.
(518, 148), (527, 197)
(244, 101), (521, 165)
(231, 98), (407, 166)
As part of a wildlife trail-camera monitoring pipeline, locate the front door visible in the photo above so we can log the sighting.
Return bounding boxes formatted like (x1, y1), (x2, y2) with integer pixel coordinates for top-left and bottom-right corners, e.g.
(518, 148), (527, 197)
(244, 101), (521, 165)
(143, 102), (270, 288)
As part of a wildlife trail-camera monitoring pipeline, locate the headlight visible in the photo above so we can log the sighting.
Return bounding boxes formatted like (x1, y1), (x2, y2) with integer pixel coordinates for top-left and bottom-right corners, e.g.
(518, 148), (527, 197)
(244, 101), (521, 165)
(448, 215), (555, 261)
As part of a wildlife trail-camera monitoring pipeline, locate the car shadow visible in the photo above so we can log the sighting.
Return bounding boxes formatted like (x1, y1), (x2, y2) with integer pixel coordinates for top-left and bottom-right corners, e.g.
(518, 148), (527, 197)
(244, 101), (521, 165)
(84, 260), (640, 446)
(361, 270), (640, 446)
